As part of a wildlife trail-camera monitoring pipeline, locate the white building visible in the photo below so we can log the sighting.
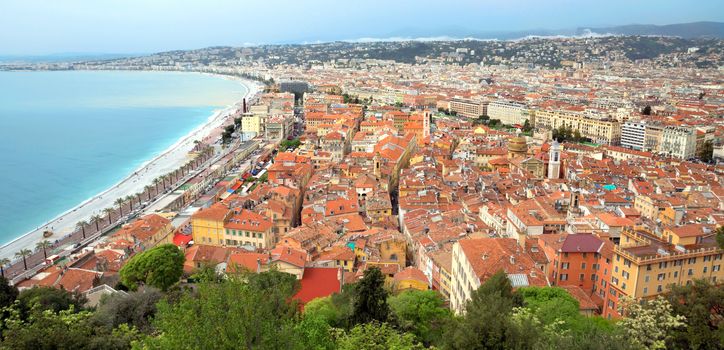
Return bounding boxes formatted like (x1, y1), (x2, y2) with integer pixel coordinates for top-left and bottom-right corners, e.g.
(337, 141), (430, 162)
(660, 126), (697, 159)
(621, 121), (647, 151)
(487, 100), (530, 126)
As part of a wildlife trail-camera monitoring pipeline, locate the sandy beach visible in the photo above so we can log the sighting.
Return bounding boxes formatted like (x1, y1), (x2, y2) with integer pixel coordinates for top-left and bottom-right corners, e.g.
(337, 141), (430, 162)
(0, 74), (261, 260)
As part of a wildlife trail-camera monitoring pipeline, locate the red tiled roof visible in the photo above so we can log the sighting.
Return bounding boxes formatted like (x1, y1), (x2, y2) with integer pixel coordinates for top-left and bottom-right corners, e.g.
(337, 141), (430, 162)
(294, 267), (342, 306)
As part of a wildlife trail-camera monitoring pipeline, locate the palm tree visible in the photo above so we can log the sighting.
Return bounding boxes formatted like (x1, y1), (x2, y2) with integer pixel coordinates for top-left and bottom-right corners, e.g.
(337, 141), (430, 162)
(126, 195), (135, 211)
(36, 240), (52, 260)
(115, 198), (125, 216)
(91, 214), (102, 231)
(103, 207), (115, 225)
(135, 192), (143, 207)
(144, 185), (154, 200)
(0, 258), (10, 278)
(153, 177), (162, 193)
(76, 220), (88, 239)
(15, 249), (32, 270)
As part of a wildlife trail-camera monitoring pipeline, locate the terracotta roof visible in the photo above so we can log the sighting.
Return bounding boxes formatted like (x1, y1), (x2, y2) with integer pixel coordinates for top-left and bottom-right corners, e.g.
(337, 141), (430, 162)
(293, 267), (342, 306)
(393, 267), (428, 284)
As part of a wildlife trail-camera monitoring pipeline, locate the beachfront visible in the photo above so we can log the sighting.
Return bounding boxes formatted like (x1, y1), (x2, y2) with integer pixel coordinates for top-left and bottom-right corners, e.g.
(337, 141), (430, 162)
(0, 76), (261, 262)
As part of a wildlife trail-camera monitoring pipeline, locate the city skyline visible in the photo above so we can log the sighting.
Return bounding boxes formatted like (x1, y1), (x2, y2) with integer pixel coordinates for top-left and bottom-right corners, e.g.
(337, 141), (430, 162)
(0, 0), (723, 55)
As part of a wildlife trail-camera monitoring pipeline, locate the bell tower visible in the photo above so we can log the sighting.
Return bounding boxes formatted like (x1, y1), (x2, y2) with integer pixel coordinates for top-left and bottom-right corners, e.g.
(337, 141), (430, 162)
(548, 140), (561, 179)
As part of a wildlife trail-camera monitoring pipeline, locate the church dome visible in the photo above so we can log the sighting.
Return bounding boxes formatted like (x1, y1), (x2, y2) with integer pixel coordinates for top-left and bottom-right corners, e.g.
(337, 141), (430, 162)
(508, 136), (528, 154)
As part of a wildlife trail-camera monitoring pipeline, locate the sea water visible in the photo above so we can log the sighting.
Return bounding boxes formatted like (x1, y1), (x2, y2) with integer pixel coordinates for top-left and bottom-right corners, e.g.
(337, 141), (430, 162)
(0, 70), (247, 243)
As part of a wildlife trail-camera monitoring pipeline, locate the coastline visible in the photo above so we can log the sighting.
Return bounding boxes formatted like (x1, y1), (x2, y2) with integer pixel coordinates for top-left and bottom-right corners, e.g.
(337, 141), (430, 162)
(0, 72), (262, 260)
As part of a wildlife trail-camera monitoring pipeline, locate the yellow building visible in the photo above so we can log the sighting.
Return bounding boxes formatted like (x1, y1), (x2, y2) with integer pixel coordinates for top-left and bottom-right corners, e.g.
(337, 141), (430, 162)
(241, 112), (263, 135)
(533, 109), (620, 145)
(393, 267), (429, 292)
(610, 228), (723, 302)
(224, 209), (274, 249)
(191, 203), (231, 246)
(369, 232), (407, 269)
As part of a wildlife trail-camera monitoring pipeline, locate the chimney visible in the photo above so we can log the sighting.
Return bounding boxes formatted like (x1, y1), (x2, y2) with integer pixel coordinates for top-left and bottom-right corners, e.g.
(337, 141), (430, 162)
(509, 255), (515, 264)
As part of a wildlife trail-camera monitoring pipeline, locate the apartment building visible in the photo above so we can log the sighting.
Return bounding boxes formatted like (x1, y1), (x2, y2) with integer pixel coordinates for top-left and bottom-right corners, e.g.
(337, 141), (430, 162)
(487, 100), (531, 126)
(620, 121), (646, 150)
(450, 238), (548, 314)
(644, 123), (664, 152)
(448, 98), (488, 118)
(604, 228), (723, 318)
(533, 109), (621, 145)
(660, 126), (697, 159)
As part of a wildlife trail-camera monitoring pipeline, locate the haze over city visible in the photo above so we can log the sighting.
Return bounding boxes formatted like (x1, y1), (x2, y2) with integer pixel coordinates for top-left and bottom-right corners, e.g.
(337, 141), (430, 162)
(1, 0), (723, 55)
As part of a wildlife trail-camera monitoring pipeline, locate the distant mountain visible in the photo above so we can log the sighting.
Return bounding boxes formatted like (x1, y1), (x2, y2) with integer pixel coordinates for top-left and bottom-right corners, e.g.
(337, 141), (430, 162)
(578, 21), (724, 39)
(344, 21), (724, 43)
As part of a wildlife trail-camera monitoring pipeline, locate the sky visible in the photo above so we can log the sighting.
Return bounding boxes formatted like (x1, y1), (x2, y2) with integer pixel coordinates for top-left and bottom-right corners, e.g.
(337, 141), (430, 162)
(0, 0), (722, 55)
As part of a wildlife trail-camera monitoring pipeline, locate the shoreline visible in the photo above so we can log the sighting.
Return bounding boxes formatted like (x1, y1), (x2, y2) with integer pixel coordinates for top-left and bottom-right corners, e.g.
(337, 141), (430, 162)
(0, 71), (262, 260)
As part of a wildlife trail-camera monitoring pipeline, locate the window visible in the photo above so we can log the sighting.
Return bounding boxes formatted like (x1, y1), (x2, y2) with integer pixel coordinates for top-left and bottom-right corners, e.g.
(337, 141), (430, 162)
(703, 267), (708, 273)
(591, 274), (597, 281)
(645, 275), (650, 283)
(560, 274), (568, 281)
(622, 271), (629, 280)
(612, 277), (619, 285)
(646, 264), (652, 271)
(583, 253), (587, 258)
(713, 265), (721, 272)
(581, 263), (586, 270)
(561, 262), (570, 269)
(657, 285), (663, 293)
(688, 269), (694, 276)
(579, 274), (585, 281)
(673, 271), (678, 278)
(643, 287), (648, 294)
(657, 273), (665, 281)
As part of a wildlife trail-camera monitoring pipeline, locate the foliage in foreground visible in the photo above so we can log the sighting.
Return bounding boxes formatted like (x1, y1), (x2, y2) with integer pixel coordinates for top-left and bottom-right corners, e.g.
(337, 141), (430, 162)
(0, 265), (721, 349)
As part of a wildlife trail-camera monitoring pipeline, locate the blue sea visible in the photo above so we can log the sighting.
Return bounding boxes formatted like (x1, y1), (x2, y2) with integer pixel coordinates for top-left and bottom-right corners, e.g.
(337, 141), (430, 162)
(0, 71), (248, 243)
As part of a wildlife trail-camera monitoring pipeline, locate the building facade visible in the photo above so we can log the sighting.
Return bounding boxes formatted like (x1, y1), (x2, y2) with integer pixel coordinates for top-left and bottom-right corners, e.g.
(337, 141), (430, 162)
(487, 100), (531, 126)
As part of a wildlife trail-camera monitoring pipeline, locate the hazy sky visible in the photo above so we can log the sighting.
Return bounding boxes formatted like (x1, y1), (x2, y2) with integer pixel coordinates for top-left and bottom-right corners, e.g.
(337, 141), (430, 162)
(0, 0), (722, 55)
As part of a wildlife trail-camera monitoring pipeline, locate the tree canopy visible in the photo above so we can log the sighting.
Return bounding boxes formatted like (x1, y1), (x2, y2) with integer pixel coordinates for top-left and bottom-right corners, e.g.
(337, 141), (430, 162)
(119, 244), (184, 291)
(351, 267), (389, 325)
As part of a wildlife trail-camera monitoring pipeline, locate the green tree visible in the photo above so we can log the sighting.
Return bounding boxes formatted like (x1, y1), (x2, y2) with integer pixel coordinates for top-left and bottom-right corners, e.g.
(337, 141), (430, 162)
(91, 287), (163, 334)
(304, 296), (343, 326)
(335, 322), (423, 350)
(1, 306), (140, 350)
(388, 290), (452, 346)
(717, 226), (724, 249)
(296, 312), (336, 350)
(664, 279), (724, 349)
(517, 286), (581, 330)
(142, 271), (300, 349)
(119, 244), (184, 291)
(618, 296), (686, 350)
(0, 276), (18, 309)
(445, 270), (522, 350)
(16, 286), (86, 318)
(522, 119), (532, 132)
(351, 267), (389, 325)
